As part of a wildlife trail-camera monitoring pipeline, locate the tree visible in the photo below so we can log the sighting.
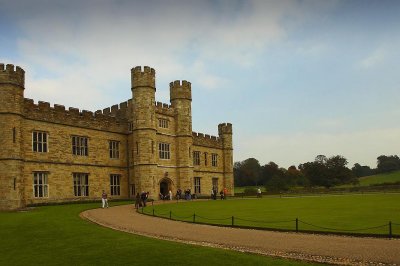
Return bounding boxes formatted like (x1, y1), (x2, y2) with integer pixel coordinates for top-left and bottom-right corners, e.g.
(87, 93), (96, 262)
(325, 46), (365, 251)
(286, 165), (308, 187)
(352, 163), (375, 177)
(299, 155), (356, 188)
(260, 161), (281, 185)
(233, 158), (261, 186)
(377, 155), (400, 173)
(315, 155), (327, 165)
(325, 155), (356, 185)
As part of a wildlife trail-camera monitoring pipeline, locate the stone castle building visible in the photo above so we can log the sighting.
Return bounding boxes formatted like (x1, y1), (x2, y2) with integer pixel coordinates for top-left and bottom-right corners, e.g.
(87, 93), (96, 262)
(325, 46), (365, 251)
(0, 63), (234, 210)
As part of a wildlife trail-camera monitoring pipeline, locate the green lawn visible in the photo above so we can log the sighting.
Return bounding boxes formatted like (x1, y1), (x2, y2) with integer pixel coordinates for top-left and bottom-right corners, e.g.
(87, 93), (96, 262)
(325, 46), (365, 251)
(146, 194), (400, 236)
(0, 202), (322, 266)
(358, 171), (400, 186)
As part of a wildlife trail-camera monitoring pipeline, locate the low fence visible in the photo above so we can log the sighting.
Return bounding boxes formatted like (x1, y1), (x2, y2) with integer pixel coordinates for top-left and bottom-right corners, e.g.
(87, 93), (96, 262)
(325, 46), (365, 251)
(139, 207), (399, 239)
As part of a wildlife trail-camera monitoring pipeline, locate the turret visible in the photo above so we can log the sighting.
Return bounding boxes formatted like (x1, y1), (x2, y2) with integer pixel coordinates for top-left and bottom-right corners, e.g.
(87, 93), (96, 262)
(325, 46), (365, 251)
(0, 64), (25, 114)
(130, 66), (157, 198)
(218, 123), (234, 195)
(0, 63), (25, 210)
(170, 80), (193, 190)
(170, 80), (192, 135)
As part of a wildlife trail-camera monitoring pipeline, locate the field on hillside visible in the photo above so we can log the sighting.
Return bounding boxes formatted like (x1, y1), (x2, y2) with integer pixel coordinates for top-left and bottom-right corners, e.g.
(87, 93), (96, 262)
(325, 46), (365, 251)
(0, 202), (322, 266)
(146, 193), (400, 236)
(358, 171), (400, 186)
(235, 171), (400, 192)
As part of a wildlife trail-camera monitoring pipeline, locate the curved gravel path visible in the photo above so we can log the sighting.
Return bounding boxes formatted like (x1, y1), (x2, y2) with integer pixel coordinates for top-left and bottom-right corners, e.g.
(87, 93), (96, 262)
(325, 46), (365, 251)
(80, 203), (399, 266)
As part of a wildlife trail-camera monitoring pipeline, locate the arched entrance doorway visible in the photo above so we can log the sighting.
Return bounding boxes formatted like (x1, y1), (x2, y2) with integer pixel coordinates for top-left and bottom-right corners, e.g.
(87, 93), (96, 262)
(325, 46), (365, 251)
(159, 178), (173, 199)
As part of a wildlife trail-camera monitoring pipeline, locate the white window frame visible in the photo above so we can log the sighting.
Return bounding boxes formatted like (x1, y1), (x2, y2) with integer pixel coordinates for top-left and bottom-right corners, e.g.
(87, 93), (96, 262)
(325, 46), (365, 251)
(212, 177), (218, 192)
(193, 151), (200, 165)
(32, 131), (48, 153)
(158, 118), (169, 128)
(159, 142), (170, 159)
(73, 173), (89, 197)
(212, 153), (218, 167)
(72, 136), (88, 156)
(194, 177), (201, 194)
(109, 140), (120, 159)
(33, 172), (49, 198)
(110, 174), (121, 196)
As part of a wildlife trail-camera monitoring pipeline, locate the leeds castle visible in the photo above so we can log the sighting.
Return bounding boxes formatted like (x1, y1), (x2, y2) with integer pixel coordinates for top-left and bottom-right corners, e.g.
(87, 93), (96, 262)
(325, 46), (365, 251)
(0, 63), (234, 210)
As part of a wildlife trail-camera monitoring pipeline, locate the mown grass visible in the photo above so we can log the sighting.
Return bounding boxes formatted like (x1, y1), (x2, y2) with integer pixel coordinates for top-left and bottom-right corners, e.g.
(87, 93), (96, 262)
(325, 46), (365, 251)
(0, 202), (322, 266)
(146, 193), (400, 236)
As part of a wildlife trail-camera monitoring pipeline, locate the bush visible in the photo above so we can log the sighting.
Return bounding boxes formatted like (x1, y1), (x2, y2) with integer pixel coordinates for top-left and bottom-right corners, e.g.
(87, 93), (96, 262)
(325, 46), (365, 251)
(243, 187), (257, 195)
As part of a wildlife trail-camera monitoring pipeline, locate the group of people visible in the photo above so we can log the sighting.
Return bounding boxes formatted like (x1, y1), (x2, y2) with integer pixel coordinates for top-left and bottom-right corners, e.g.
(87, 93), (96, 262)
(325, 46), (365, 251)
(135, 191), (149, 209)
(102, 185), (232, 209)
(159, 190), (173, 200)
(159, 188), (195, 201)
(211, 187), (228, 200)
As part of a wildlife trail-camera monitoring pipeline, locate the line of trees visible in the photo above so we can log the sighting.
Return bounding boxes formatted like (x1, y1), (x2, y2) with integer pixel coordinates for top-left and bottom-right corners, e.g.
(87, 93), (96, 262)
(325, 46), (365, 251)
(234, 154), (399, 191)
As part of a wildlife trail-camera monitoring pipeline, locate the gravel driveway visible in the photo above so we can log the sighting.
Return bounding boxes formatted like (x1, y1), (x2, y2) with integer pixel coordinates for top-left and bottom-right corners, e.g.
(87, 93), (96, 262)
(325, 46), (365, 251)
(80, 203), (399, 265)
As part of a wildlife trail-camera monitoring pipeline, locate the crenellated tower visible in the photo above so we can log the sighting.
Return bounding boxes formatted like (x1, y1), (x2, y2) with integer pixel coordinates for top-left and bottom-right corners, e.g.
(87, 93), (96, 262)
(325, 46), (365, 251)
(170, 80), (193, 190)
(131, 66), (157, 196)
(0, 64), (26, 209)
(218, 123), (234, 195)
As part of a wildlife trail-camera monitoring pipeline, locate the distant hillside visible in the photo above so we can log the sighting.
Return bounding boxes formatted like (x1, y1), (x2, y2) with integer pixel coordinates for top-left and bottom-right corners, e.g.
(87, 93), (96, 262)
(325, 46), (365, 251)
(358, 171), (400, 186)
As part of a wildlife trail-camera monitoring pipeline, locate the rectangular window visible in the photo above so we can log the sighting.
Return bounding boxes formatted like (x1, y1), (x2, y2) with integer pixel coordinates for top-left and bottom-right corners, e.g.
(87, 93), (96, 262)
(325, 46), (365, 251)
(158, 118), (169, 128)
(193, 151), (200, 165)
(159, 143), (170, 159)
(212, 153), (218, 167)
(194, 177), (201, 194)
(13, 127), (16, 143)
(109, 141), (120, 159)
(128, 122), (134, 132)
(33, 172), (48, 198)
(73, 173), (89, 197)
(204, 152), (208, 166)
(110, 174), (121, 196)
(212, 178), (218, 192)
(32, 131), (48, 152)
(72, 136), (88, 156)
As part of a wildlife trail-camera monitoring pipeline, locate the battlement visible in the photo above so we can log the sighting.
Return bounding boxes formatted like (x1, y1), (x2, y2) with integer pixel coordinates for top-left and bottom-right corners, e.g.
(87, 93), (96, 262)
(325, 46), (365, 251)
(155, 101), (174, 116)
(99, 100), (132, 119)
(131, 66), (156, 89)
(192, 131), (222, 148)
(170, 80), (192, 101)
(23, 98), (126, 133)
(218, 123), (233, 135)
(0, 63), (25, 87)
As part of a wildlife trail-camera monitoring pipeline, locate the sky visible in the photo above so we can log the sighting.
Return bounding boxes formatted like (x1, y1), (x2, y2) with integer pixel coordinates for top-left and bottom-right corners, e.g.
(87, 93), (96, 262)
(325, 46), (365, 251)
(1, 0), (399, 169)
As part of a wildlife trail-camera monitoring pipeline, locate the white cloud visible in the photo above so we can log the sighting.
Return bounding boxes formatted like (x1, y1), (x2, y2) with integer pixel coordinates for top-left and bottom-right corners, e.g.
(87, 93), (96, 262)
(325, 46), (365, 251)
(5, 0), (299, 109)
(359, 48), (386, 69)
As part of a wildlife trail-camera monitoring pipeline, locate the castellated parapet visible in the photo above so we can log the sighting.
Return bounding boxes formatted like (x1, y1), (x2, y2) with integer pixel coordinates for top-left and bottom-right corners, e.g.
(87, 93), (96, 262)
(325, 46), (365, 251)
(131, 66), (155, 89)
(218, 123), (233, 135)
(170, 80), (192, 101)
(0, 64), (25, 87)
(0, 63), (233, 210)
(192, 132), (222, 148)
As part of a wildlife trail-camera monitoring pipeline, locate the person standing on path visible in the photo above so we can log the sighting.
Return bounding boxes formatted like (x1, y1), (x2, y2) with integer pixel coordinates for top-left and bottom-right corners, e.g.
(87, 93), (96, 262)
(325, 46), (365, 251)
(168, 190), (172, 200)
(101, 190), (109, 208)
(257, 188), (262, 198)
(134, 193), (141, 209)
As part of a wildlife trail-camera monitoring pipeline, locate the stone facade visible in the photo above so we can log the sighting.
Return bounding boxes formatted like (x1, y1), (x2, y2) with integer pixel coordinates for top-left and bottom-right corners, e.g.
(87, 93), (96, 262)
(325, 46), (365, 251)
(0, 63), (234, 210)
